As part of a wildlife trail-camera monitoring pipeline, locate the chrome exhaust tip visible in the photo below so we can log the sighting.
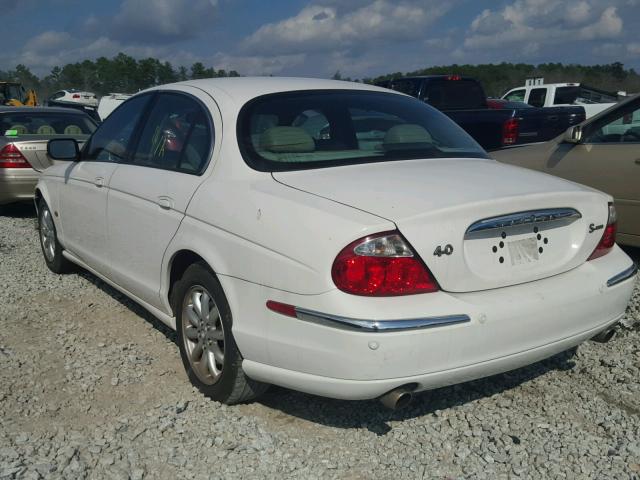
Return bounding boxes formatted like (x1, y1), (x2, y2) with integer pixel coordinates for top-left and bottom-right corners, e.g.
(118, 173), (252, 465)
(379, 386), (414, 410)
(591, 327), (616, 343)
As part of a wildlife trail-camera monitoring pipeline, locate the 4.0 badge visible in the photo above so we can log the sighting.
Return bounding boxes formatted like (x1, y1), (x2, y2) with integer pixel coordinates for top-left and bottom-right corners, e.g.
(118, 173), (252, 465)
(433, 244), (454, 257)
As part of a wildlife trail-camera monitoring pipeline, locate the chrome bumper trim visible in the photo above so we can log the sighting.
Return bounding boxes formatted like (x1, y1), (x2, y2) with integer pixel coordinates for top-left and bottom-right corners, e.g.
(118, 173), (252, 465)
(466, 208), (581, 236)
(294, 308), (470, 332)
(607, 264), (638, 288)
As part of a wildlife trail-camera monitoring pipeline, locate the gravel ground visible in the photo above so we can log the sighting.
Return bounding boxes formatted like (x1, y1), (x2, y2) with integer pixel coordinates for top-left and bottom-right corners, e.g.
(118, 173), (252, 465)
(1, 203), (639, 480)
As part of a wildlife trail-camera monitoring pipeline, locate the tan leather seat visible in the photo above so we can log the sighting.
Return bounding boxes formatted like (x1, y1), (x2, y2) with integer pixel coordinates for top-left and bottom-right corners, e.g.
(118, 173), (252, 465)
(259, 127), (315, 153)
(383, 124), (433, 147)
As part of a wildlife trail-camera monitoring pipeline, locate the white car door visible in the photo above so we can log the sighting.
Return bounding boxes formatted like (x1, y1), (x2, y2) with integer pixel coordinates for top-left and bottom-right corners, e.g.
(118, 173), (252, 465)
(106, 90), (216, 309)
(59, 94), (153, 275)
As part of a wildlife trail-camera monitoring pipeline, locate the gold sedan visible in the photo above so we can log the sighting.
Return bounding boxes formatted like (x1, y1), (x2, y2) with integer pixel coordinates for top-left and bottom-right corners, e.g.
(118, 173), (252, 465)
(493, 94), (640, 247)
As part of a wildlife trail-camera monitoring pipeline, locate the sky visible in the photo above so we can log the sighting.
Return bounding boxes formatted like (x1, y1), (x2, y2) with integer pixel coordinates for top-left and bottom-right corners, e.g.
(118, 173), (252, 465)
(1, 0), (639, 79)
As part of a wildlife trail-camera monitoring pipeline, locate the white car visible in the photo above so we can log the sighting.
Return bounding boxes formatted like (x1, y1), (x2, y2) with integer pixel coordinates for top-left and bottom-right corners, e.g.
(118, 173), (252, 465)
(48, 89), (98, 108)
(97, 93), (132, 121)
(37, 78), (637, 408)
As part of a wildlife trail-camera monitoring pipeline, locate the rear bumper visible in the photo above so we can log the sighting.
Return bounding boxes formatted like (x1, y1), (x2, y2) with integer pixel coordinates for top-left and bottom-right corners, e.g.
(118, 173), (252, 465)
(243, 315), (622, 400)
(0, 168), (38, 205)
(223, 246), (636, 400)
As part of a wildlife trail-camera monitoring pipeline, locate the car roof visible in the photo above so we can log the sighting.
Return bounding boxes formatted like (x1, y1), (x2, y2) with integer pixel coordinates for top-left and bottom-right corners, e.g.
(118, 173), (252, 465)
(151, 77), (396, 106)
(0, 106), (90, 115)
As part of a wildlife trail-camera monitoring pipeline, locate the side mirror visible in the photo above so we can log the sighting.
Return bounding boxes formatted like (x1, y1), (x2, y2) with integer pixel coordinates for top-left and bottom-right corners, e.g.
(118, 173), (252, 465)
(48, 138), (80, 161)
(563, 125), (582, 144)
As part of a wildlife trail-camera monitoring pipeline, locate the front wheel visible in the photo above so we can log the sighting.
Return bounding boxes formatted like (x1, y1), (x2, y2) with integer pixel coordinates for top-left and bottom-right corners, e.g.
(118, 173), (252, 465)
(173, 262), (268, 404)
(38, 200), (72, 274)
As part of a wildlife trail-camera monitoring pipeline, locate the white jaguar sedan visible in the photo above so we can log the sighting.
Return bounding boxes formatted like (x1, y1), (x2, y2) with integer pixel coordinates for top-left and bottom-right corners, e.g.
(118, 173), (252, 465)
(37, 78), (637, 408)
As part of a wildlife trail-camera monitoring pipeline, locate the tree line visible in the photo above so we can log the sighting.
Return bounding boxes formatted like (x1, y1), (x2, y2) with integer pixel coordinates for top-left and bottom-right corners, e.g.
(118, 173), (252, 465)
(1, 52), (638, 100)
(0, 53), (239, 99)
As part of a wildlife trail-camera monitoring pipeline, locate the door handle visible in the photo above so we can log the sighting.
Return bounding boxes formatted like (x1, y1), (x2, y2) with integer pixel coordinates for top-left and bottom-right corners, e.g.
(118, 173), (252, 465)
(94, 177), (104, 188)
(157, 197), (173, 210)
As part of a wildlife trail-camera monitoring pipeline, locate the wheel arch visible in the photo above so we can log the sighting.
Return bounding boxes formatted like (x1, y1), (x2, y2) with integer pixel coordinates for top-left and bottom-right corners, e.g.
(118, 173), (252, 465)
(167, 249), (228, 316)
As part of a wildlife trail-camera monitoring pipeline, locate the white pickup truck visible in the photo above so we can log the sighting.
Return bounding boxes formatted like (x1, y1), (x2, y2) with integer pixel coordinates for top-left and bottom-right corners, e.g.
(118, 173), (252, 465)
(502, 81), (622, 118)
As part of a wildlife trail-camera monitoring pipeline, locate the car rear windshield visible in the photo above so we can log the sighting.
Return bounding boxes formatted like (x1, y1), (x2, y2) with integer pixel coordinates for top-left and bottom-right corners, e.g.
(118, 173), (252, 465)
(238, 90), (489, 172)
(0, 112), (97, 136)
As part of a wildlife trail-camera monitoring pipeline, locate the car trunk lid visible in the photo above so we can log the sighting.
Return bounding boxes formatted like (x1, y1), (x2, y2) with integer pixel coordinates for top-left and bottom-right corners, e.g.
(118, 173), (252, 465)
(1, 137), (88, 171)
(273, 158), (609, 293)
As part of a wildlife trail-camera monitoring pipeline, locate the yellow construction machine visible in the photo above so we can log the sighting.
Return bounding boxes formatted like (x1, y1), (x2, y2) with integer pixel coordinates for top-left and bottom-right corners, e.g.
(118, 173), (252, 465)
(0, 82), (38, 106)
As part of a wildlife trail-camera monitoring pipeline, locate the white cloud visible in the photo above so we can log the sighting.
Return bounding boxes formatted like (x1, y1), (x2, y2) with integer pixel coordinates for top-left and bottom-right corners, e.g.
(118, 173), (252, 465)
(112, 0), (218, 43)
(464, 0), (623, 51)
(241, 1), (450, 56)
(23, 31), (73, 54)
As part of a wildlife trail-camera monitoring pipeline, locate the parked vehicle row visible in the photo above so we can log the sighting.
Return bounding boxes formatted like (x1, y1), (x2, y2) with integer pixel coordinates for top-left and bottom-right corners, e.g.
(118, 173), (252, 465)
(32, 77), (636, 408)
(376, 75), (586, 150)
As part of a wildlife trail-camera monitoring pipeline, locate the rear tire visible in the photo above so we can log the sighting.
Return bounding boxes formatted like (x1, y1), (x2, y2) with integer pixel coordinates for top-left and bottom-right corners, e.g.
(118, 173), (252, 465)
(38, 200), (72, 274)
(173, 262), (268, 404)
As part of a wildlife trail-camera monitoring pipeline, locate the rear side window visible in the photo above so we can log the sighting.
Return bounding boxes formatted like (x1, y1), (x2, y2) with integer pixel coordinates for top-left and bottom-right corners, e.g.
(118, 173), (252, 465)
(0, 112), (96, 136)
(528, 88), (547, 108)
(554, 87), (579, 105)
(131, 93), (212, 174)
(84, 94), (151, 162)
(238, 90), (488, 172)
(423, 79), (486, 110)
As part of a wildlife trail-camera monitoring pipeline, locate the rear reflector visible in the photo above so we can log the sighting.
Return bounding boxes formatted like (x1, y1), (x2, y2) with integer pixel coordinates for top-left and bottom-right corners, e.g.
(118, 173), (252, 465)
(502, 118), (519, 145)
(588, 203), (617, 261)
(0, 144), (31, 168)
(266, 300), (297, 318)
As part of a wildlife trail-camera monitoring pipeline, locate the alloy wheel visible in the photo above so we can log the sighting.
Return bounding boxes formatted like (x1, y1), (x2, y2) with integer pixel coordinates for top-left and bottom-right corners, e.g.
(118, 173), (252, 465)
(40, 207), (56, 263)
(181, 285), (225, 385)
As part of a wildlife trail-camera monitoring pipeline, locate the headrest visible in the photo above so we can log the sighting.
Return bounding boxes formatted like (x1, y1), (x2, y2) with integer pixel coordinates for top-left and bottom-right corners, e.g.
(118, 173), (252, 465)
(64, 125), (82, 135)
(37, 125), (56, 135)
(9, 124), (27, 135)
(383, 124), (433, 146)
(258, 126), (315, 153)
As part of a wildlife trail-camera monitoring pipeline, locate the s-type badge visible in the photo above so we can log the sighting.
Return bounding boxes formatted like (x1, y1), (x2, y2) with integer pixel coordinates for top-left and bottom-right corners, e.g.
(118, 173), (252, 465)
(589, 223), (604, 233)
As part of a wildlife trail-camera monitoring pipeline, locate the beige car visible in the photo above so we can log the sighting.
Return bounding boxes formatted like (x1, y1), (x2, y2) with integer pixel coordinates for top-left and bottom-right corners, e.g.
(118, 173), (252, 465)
(493, 94), (640, 247)
(0, 107), (96, 206)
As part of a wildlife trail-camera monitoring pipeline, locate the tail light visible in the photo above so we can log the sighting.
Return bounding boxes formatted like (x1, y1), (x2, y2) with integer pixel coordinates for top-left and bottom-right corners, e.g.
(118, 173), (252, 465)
(588, 203), (617, 261)
(0, 144), (31, 168)
(447, 75), (461, 81)
(502, 118), (519, 145)
(72, 93), (80, 99)
(331, 231), (439, 296)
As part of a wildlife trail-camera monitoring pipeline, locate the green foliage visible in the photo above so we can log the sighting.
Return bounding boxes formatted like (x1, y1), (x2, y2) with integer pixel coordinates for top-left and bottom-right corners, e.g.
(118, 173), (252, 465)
(364, 62), (640, 97)
(0, 53), (240, 99)
(4, 57), (639, 102)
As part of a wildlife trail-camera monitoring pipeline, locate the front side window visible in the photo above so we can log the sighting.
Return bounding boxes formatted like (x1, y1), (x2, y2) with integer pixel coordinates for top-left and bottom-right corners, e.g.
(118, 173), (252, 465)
(84, 94), (151, 162)
(583, 101), (640, 144)
(504, 89), (526, 102)
(0, 112), (96, 136)
(132, 93), (212, 174)
(238, 90), (488, 172)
